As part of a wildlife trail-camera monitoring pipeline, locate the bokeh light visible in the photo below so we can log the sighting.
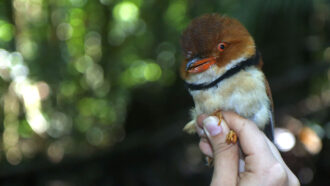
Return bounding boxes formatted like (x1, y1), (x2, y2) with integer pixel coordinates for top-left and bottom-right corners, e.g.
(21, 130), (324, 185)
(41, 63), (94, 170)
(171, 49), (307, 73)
(0, 20), (14, 42)
(164, 0), (187, 30)
(47, 142), (65, 163)
(56, 23), (73, 41)
(121, 60), (162, 87)
(298, 167), (314, 184)
(274, 128), (296, 152)
(299, 127), (322, 155)
(113, 2), (139, 22)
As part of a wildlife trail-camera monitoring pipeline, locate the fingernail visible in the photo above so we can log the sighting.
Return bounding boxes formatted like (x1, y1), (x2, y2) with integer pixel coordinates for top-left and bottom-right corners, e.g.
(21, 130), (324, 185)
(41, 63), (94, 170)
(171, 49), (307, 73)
(203, 116), (222, 136)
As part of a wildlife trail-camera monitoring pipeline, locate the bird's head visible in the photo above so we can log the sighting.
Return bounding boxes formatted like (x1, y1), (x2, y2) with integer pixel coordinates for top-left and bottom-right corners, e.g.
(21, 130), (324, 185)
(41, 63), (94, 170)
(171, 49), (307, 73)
(181, 14), (257, 82)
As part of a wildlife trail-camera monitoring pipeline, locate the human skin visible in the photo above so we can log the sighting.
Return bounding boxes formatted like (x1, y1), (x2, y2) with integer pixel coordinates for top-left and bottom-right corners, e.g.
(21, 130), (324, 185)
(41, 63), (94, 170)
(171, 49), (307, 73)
(196, 111), (300, 186)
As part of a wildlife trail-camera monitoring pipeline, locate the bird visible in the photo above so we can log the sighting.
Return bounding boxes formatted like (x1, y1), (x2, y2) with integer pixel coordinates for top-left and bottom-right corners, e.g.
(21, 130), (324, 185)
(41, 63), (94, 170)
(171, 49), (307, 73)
(181, 14), (274, 145)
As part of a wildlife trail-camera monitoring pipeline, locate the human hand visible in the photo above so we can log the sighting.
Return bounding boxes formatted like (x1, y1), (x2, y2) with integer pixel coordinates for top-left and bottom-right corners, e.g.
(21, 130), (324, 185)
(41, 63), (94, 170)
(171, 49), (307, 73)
(196, 111), (300, 186)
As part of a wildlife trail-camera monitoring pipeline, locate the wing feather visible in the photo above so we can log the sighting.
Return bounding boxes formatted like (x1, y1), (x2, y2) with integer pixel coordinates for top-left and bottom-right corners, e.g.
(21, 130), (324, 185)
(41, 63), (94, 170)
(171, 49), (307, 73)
(263, 78), (275, 142)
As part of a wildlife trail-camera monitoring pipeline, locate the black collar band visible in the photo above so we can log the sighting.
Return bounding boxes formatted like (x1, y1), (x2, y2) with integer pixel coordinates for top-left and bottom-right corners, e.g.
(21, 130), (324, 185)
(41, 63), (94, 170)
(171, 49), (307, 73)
(185, 51), (261, 91)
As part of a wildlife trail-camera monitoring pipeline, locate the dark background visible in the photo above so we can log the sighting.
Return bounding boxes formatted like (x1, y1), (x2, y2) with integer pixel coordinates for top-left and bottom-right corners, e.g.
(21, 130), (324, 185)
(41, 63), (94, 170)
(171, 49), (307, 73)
(0, 0), (329, 185)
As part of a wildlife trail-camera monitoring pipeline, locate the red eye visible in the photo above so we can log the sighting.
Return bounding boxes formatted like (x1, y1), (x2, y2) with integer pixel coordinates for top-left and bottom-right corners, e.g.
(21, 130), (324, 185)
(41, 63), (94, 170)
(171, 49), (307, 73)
(217, 42), (227, 52)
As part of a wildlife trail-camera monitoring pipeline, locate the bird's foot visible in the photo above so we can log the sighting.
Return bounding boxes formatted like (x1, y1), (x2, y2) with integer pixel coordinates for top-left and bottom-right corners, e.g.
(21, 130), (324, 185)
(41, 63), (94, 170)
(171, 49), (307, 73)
(211, 110), (223, 126)
(212, 110), (237, 144)
(226, 130), (237, 144)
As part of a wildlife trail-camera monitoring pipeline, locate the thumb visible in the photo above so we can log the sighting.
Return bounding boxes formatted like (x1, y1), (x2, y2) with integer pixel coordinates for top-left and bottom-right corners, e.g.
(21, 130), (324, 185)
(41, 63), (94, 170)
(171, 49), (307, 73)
(203, 116), (239, 186)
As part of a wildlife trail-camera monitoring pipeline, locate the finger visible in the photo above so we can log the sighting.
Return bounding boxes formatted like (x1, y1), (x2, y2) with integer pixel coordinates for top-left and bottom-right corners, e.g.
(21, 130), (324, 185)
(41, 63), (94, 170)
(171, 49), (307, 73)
(202, 116), (239, 186)
(264, 135), (300, 186)
(196, 125), (206, 137)
(199, 138), (213, 158)
(264, 135), (288, 166)
(222, 111), (276, 165)
(222, 112), (299, 185)
(197, 114), (208, 128)
(196, 114), (208, 137)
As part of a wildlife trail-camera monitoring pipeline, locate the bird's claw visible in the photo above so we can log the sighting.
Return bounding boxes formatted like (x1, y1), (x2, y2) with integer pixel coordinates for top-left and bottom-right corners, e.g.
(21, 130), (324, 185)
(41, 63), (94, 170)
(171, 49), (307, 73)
(212, 110), (237, 144)
(211, 110), (223, 126)
(226, 130), (237, 144)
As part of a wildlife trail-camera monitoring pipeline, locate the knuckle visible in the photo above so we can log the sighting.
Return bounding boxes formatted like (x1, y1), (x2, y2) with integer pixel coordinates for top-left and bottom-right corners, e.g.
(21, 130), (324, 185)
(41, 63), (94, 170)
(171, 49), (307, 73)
(213, 142), (235, 156)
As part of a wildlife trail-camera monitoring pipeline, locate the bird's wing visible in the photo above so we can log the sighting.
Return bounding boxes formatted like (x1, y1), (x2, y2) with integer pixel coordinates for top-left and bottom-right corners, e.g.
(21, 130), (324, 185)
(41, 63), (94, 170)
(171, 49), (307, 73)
(263, 109), (275, 142)
(263, 78), (275, 142)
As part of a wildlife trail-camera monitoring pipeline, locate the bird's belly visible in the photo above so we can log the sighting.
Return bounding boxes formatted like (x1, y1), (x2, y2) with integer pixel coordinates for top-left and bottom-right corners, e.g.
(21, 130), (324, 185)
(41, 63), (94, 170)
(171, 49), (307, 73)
(189, 68), (270, 129)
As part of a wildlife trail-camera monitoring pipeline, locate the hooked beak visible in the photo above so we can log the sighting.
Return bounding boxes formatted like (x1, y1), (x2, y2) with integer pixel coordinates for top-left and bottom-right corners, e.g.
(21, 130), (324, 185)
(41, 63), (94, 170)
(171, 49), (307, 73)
(185, 56), (217, 73)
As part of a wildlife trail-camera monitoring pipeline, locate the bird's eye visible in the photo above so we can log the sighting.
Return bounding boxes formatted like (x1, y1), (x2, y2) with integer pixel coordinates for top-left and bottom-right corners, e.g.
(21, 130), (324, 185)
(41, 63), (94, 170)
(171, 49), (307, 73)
(217, 42), (227, 52)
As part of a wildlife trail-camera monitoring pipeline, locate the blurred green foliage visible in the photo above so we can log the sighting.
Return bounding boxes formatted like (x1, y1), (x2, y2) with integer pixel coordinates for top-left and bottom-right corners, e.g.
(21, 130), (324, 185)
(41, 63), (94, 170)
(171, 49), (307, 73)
(0, 0), (329, 185)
